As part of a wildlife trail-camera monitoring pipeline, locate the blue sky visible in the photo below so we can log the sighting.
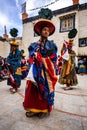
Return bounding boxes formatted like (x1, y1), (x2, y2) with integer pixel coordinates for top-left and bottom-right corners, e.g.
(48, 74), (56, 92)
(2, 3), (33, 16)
(0, 0), (87, 37)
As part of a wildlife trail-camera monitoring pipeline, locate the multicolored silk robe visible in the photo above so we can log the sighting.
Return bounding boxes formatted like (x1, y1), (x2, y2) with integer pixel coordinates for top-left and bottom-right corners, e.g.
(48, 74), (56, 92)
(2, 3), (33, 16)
(23, 40), (58, 113)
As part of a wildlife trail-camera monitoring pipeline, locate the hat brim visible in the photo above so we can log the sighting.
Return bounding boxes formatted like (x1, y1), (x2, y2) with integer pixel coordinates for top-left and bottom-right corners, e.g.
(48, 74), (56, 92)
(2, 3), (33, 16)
(34, 19), (55, 36)
(10, 41), (19, 46)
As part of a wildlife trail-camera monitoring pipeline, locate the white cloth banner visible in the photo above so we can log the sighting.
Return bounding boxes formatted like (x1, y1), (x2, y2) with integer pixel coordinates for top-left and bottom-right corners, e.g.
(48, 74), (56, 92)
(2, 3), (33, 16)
(62, 49), (69, 61)
(26, 64), (36, 83)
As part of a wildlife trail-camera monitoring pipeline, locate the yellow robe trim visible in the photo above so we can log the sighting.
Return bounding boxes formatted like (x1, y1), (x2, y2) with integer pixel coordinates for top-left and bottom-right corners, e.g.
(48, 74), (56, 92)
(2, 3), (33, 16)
(62, 56), (72, 77)
(65, 56), (72, 75)
(25, 108), (48, 113)
(15, 67), (21, 75)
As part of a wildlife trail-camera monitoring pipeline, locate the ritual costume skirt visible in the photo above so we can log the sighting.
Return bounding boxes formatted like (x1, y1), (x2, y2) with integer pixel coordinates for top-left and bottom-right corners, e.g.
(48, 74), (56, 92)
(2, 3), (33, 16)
(59, 68), (78, 86)
(7, 74), (21, 89)
(23, 80), (53, 113)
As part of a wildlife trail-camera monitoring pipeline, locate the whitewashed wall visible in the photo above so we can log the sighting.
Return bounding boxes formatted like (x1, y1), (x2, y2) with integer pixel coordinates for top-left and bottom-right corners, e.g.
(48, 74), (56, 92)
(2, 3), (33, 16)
(0, 39), (22, 58)
(78, 10), (87, 55)
(0, 41), (10, 58)
(52, 10), (79, 56)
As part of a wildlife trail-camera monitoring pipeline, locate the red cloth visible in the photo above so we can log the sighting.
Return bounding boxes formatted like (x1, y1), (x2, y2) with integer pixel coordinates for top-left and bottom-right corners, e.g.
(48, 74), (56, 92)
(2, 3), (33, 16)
(23, 56), (58, 112)
(23, 80), (49, 111)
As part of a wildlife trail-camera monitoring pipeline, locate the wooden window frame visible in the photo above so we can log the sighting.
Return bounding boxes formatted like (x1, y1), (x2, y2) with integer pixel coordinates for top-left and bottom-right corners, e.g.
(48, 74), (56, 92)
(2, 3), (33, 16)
(79, 38), (87, 47)
(59, 13), (75, 33)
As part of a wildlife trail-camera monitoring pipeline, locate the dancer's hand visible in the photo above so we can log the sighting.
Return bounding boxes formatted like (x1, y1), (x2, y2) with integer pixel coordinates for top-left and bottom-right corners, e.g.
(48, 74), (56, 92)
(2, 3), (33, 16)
(5, 62), (10, 66)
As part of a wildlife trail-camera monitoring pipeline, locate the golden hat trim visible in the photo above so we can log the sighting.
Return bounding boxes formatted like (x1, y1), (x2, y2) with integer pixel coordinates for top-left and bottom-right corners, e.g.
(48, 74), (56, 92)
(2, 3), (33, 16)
(10, 41), (19, 46)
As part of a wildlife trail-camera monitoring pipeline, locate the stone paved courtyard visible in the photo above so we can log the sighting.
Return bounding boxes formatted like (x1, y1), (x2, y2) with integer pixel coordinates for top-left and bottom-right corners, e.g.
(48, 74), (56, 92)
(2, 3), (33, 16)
(0, 74), (87, 130)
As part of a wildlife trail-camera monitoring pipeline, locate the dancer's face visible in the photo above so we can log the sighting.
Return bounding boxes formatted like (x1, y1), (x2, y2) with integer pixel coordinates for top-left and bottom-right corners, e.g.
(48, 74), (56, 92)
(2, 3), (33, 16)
(41, 27), (50, 38)
(11, 45), (18, 52)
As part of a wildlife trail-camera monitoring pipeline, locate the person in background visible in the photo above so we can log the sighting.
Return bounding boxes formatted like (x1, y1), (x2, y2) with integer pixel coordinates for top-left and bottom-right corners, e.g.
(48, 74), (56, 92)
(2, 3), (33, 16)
(58, 29), (78, 90)
(0, 56), (4, 81)
(5, 40), (21, 93)
(57, 55), (62, 75)
(0, 56), (8, 81)
(23, 8), (58, 118)
(21, 52), (28, 79)
(78, 58), (86, 75)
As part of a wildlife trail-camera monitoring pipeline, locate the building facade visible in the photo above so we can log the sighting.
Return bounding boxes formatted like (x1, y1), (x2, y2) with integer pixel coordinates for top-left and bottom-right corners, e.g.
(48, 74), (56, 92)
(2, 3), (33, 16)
(22, 3), (87, 55)
(0, 1), (87, 72)
(22, 3), (87, 72)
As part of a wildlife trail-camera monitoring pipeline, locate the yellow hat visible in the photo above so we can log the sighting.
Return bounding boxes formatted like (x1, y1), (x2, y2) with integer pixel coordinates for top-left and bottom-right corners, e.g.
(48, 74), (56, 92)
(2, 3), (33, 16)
(34, 19), (55, 36)
(10, 41), (19, 46)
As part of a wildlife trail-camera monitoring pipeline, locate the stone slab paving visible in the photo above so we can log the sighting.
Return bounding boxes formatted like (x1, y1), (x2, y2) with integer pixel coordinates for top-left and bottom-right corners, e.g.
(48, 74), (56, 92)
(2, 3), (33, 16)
(0, 74), (87, 130)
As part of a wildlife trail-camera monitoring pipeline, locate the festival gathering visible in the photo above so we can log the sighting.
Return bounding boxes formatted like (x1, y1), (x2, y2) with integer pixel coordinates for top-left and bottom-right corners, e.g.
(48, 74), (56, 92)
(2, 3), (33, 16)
(0, 0), (87, 129)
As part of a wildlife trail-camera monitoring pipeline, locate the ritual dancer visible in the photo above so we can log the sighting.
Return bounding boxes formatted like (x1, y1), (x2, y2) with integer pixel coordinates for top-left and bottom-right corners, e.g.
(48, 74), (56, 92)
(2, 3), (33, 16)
(59, 29), (78, 90)
(5, 40), (21, 93)
(23, 8), (58, 118)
